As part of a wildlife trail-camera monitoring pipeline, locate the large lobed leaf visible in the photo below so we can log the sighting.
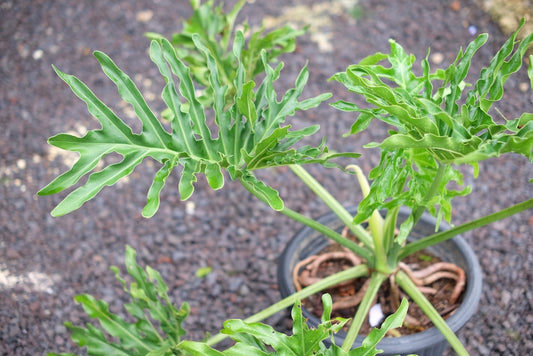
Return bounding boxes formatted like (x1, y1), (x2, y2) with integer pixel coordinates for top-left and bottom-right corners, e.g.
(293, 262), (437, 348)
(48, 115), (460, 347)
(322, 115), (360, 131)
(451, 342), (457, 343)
(39, 30), (340, 216)
(331, 20), (533, 231)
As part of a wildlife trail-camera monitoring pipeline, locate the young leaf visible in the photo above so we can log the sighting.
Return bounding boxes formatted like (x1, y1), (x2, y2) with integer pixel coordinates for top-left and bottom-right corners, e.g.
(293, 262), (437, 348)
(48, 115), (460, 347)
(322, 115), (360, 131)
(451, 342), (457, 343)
(214, 299), (332, 355)
(356, 298), (408, 356)
(49, 245), (189, 356)
(332, 23), (533, 229)
(57, 322), (135, 356)
(147, 0), (304, 107)
(73, 294), (159, 353)
(176, 294), (407, 356)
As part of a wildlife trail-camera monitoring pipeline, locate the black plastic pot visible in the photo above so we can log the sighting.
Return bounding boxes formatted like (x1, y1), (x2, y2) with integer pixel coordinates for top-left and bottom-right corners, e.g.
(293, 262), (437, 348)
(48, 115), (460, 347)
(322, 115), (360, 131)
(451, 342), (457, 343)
(277, 207), (482, 356)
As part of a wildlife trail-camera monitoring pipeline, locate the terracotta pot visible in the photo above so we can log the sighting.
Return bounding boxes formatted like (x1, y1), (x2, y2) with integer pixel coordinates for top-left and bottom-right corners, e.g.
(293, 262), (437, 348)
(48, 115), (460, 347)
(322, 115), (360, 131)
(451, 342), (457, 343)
(277, 207), (482, 356)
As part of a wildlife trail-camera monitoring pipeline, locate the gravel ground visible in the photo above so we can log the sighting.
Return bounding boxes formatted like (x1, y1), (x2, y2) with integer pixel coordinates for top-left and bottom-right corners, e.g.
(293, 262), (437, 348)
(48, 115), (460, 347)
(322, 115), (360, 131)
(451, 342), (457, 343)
(1, 0), (532, 355)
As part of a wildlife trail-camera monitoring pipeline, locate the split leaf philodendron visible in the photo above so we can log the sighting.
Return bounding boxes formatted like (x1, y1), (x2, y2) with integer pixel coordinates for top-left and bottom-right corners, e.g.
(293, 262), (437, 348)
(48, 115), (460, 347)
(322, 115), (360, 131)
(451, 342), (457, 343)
(47, 245), (408, 356)
(41, 1), (533, 355)
(38, 34), (340, 217)
(146, 0), (306, 108)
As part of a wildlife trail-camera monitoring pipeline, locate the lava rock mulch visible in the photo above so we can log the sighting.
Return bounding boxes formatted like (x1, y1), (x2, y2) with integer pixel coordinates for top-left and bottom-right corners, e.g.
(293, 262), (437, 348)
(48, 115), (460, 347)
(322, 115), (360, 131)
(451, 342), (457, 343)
(1, 0), (532, 355)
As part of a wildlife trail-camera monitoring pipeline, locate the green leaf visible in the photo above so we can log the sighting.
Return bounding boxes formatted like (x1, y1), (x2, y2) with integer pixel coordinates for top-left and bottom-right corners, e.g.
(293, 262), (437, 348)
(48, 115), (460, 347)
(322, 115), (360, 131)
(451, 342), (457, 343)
(237, 81), (258, 125)
(195, 266), (213, 278)
(40, 33), (339, 217)
(73, 294), (156, 354)
(175, 294), (405, 356)
(220, 301), (329, 355)
(50, 150), (147, 217)
(52, 246), (189, 356)
(179, 342), (226, 355)
(379, 133), (482, 163)
(332, 25), (533, 229)
(143, 157), (177, 218)
(95, 51), (173, 147)
(66, 322), (135, 356)
(443, 33), (488, 116)
(355, 298), (408, 356)
(387, 39), (417, 90)
(527, 54), (533, 89)
(148, 0), (303, 107)
(240, 172), (284, 211)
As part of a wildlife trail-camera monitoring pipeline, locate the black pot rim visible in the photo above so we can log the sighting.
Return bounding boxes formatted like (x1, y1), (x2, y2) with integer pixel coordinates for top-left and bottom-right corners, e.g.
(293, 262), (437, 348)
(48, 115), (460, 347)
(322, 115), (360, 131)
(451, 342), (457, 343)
(277, 207), (483, 354)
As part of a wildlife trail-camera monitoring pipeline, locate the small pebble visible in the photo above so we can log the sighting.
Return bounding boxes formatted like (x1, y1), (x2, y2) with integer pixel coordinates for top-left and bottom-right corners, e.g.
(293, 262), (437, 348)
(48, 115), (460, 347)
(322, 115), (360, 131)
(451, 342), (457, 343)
(239, 283), (250, 296)
(16, 159), (26, 170)
(501, 290), (511, 306)
(450, 1), (460, 12)
(6, 248), (21, 259)
(136, 10), (153, 23)
(369, 303), (384, 327)
(29, 302), (40, 313)
(430, 52), (444, 65)
(17, 44), (29, 58)
(54, 335), (65, 346)
(477, 345), (490, 354)
(54, 324), (67, 334)
(33, 49), (43, 60)
(186, 201), (195, 215)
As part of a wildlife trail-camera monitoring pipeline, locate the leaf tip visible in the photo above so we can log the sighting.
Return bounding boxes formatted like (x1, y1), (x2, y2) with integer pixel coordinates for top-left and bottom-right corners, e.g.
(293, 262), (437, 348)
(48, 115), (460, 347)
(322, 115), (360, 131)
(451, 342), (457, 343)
(50, 207), (66, 218)
(141, 204), (157, 218)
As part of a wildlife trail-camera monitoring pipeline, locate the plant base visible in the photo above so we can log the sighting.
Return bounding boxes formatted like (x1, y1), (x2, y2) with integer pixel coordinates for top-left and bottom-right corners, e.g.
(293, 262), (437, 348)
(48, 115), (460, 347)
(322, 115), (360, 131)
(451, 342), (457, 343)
(277, 207), (482, 356)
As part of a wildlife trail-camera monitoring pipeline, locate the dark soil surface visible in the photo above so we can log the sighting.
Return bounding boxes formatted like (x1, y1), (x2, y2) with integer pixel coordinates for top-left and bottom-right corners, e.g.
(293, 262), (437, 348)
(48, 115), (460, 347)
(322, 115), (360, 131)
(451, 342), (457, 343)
(1, 0), (532, 355)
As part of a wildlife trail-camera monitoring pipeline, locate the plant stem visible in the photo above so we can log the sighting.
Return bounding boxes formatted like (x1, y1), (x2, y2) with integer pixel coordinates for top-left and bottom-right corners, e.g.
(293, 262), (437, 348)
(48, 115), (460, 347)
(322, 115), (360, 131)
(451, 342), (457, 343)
(341, 271), (387, 352)
(206, 264), (370, 346)
(289, 164), (374, 248)
(348, 165), (389, 272)
(382, 206), (400, 258)
(395, 270), (469, 356)
(411, 162), (447, 226)
(371, 222), (390, 273)
(280, 207), (374, 263)
(238, 169), (373, 262)
(399, 197), (533, 259)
